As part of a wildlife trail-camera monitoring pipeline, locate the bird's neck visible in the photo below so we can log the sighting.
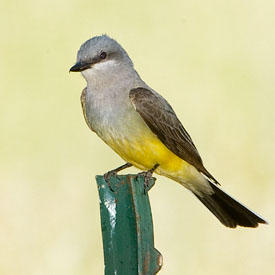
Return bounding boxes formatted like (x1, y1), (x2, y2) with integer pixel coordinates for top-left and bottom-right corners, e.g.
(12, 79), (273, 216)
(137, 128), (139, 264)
(83, 63), (140, 91)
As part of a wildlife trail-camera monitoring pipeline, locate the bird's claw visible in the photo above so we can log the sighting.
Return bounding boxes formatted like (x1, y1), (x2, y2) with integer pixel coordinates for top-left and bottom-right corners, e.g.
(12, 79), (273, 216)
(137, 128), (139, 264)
(103, 170), (117, 192)
(136, 164), (159, 194)
(103, 163), (133, 192)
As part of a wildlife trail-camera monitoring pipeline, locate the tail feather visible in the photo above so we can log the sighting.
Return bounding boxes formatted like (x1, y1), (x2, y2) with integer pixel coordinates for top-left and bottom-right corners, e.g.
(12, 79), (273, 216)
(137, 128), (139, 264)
(193, 181), (267, 228)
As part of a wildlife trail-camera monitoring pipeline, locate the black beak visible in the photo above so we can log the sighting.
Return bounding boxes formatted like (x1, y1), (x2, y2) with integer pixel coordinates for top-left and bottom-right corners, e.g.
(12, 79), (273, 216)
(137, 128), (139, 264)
(69, 62), (92, 72)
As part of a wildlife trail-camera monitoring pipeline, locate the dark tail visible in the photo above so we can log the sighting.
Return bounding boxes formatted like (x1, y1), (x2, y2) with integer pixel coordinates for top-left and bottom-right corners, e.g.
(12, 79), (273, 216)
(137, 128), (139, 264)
(193, 181), (267, 228)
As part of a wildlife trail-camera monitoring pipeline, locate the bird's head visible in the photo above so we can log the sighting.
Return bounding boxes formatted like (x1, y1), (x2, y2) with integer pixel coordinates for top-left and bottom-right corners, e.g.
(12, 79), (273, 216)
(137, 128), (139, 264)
(70, 35), (133, 82)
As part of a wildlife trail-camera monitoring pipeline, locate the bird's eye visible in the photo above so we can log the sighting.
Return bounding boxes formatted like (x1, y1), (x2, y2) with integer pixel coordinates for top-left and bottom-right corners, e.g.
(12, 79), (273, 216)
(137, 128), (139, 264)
(100, 52), (107, 59)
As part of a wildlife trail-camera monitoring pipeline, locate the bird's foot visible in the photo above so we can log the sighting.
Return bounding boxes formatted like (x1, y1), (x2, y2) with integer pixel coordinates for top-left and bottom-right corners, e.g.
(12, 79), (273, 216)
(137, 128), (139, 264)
(103, 163), (132, 192)
(103, 170), (116, 192)
(136, 164), (159, 194)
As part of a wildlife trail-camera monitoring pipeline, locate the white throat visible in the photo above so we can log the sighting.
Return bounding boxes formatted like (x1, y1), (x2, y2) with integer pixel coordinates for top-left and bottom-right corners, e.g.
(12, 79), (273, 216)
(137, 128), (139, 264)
(81, 59), (118, 79)
(81, 59), (138, 89)
(93, 59), (119, 71)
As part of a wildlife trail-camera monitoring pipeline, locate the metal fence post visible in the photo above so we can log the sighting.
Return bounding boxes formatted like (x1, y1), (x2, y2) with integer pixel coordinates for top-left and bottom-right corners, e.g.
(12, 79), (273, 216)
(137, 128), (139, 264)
(96, 174), (162, 275)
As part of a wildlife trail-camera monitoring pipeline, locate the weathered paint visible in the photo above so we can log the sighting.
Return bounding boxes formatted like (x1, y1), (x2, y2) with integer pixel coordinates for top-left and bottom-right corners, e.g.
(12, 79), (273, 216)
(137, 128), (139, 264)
(96, 175), (162, 275)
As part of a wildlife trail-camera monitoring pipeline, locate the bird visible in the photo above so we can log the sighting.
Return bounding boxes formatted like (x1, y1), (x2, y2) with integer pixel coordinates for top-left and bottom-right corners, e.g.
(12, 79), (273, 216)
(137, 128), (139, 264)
(70, 34), (267, 228)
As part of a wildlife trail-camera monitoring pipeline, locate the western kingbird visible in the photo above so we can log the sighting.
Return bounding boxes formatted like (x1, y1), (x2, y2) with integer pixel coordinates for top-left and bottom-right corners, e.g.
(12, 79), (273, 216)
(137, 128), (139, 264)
(70, 35), (267, 228)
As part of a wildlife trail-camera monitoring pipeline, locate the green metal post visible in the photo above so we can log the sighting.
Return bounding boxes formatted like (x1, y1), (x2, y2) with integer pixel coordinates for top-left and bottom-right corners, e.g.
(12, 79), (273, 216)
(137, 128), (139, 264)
(96, 174), (162, 275)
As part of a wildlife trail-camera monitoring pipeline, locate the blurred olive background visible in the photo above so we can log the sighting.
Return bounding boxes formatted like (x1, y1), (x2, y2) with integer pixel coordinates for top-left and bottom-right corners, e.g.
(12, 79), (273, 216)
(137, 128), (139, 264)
(1, 0), (274, 274)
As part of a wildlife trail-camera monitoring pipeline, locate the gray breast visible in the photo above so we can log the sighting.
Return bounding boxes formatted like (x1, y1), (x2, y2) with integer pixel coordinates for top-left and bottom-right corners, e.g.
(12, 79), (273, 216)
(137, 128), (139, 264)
(84, 87), (137, 138)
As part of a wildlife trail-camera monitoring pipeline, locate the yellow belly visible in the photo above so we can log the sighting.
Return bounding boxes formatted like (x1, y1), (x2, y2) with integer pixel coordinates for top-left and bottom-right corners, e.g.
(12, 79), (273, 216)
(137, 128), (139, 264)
(105, 132), (201, 184)
(100, 127), (213, 196)
(114, 136), (182, 170)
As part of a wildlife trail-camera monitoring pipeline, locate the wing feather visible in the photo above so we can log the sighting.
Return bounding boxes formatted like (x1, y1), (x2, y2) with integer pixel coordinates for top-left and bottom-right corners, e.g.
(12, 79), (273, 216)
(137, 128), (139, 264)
(129, 87), (218, 184)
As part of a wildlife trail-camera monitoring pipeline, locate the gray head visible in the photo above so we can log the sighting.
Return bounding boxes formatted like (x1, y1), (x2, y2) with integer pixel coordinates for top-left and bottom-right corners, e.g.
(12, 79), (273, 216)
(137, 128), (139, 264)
(70, 35), (133, 74)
